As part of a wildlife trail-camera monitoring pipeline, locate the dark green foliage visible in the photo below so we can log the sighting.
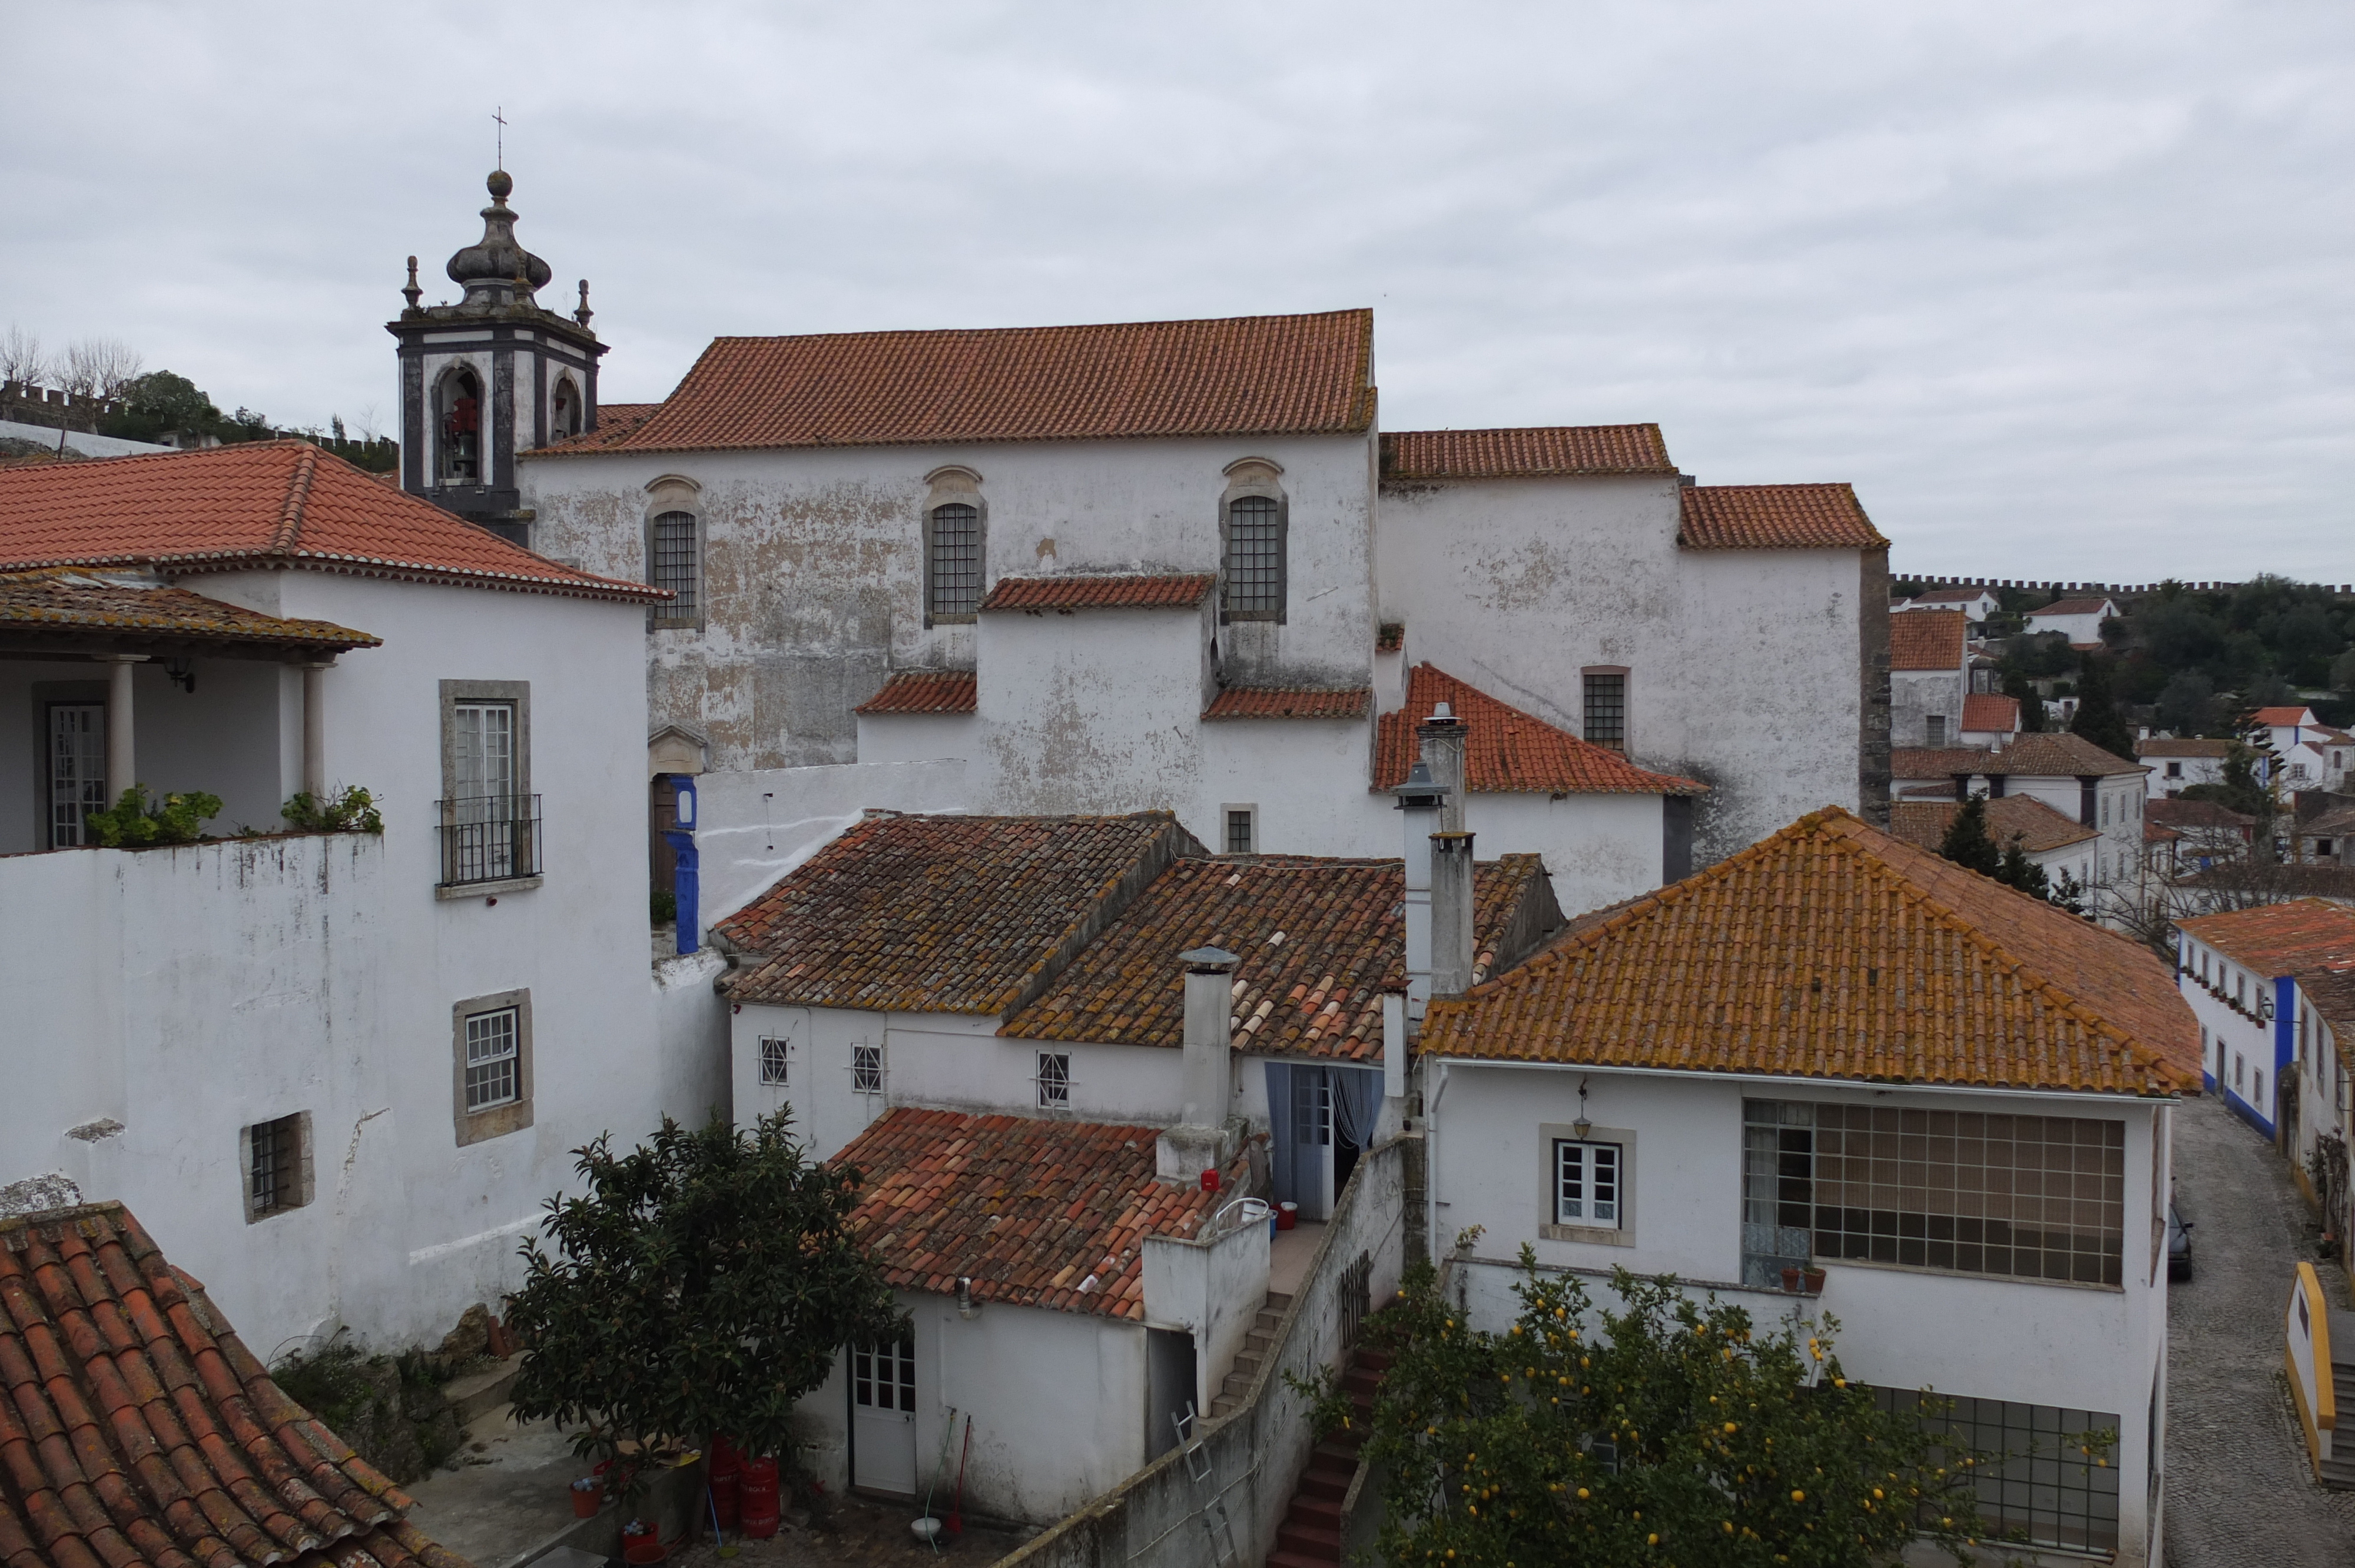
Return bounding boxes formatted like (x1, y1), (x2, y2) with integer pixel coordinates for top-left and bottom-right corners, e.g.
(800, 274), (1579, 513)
(1937, 796), (2002, 877)
(1996, 838), (2050, 901)
(2179, 742), (2273, 821)
(651, 887), (679, 923)
(2001, 632), (2078, 681)
(1327, 1252), (2041, 1566)
(274, 1341), (462, 1484)
(2154, 672), (2220, 738)
(2001, 669), (2047, 733)
(2068, 655), (2137, 760)
(84, 786), (221, 846)
(506, 1111), (903, 1473)
(282, 785), (384, 834)
(99, 369), (399, 472)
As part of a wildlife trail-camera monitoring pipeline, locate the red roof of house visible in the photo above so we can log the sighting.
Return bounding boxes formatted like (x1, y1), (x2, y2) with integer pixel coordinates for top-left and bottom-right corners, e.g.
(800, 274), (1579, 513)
(1905, 587), (1995, 604)
(1961, 693), (2019, 733)
(2176, 899), (2355, 981)
(0, 1201), (473, 1568)
(1202, 686), (1371, 721)
(1888, 795), (2098, 855)
(1003, 853), (1553, 1061)
(1677, 484), (1888, 550)
(2147, 798), (2254, 832)
(834, 1108), (1242, 1320)
(2137, 738), (2232, 759)
(1421, 807), (2197, 1094)
(1890, 732), (2145, 779)
(1372, 665), (1704, 796)
(528, 311), (1376, 455)
(979, 573), (1214, 612)
(2253, 706), (2318, 726)
(2034, 597), (2118, 617)
(0, 441), (662, 603)
(1888, 610), (1968, 672)
(853, 669), (977, 715)
(527, 403), (661, 453)
(1379, 426), (1674, 480)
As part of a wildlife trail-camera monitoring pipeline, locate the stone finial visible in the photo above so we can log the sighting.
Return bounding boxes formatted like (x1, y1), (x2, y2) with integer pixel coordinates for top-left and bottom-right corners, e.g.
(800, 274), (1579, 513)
(575, 279), (593, 328)
(402, 255), (422, 310)
(446, 168), (551, 305)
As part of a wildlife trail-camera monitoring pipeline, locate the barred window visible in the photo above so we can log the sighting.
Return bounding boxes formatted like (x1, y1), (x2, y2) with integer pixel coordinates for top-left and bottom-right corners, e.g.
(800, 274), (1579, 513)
(930, 503), (981, 618)
(1583, 672), (1627, 751)
(651, 511), (699, 621)
(1036, 1051), (1070, 1109)
(1872, 1388), (2121, 1553)
(759, 1035), (789, 1087)
(465, 1008), (522, 1111)
(853, 1042), (884, 1095)
(1223, 495), (1283, 617)
(1742, 1101), (2125, 1288)
(247, 1114), (306, 1219)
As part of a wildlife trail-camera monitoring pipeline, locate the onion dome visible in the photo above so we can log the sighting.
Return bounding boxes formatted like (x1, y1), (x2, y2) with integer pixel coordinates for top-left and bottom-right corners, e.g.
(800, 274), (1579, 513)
(445, 169), (553, 305)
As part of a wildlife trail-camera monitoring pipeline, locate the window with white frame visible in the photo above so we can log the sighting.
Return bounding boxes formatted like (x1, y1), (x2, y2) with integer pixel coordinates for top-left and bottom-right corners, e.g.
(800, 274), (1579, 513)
(852, 1042), (883, 1095)
(465, 1008), (522, 1111)
(1036, 1051), (1070, 1109)
(1554, 1140), (1621, 1228)
(438, 682), (536, 890)
(452, 989), (533, 1144)
(45, 701), (107, 849)
(759, 1035), (790, 1086)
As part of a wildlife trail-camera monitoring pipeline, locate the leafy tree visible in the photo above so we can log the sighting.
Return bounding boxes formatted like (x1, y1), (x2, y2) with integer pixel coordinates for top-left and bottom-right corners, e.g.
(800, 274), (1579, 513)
(1317, 1253), (2086, 1567)
(1996, 836), (2050, 901)
(1937, 795), (2002, 878)
(2154, 672), (2219, 738)
(105, 370), (221, 442)
(2180, 741), (2274, 822)
(2334, 647), (2355, 700)
(506, 1111), (903, 1481)
(84, 786), (221, 846)
(2068, 655), (2137, 760)
(2000, 669), (2046, 733)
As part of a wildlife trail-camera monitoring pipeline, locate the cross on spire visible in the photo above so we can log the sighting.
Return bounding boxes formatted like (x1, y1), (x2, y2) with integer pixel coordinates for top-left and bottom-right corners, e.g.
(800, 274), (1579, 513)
(493, 105), (506, 167)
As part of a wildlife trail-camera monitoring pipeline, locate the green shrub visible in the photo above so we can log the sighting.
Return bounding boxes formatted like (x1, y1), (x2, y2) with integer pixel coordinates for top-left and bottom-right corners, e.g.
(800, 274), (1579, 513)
(651, 887), (678, 923)
(283, 785), (385, 834)
(85, 786), (221, 847)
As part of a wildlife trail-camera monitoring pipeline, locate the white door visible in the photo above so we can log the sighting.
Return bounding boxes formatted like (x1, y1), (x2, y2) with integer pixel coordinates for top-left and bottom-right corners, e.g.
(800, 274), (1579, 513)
(47, 703), (105, 848)
(852, 1333), (917, 1494)
(449, 701), (517, 878)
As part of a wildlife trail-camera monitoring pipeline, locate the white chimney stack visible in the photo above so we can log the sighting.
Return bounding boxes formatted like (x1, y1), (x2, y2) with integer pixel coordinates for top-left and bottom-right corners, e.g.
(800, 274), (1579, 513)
(1394, 760), (1444, 1026)
(1429, 829), (1476, 1000)
(1159, 945), (1239, 1184)
(1420, 702), (1467, 834)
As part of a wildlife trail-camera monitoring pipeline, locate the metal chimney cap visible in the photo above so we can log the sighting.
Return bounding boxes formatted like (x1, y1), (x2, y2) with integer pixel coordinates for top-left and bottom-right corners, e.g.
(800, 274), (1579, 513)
(1394, 759), (1446, 810)
(1181, 945), (1240, 972)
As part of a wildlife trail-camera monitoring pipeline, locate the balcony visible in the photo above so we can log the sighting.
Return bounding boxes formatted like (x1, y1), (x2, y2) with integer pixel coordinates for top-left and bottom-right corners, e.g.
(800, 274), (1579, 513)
(434, 794), (543, 896)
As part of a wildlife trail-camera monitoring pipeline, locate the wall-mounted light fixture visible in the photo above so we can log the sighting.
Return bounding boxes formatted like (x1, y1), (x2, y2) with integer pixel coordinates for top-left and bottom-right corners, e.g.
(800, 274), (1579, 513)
(164, 657), (195, 694)
(1573, 1075), (1592, 1141)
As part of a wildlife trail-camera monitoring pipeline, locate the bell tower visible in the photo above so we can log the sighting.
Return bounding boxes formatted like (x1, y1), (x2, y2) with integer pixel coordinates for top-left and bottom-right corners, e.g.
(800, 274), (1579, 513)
(387, 168), (606, 546)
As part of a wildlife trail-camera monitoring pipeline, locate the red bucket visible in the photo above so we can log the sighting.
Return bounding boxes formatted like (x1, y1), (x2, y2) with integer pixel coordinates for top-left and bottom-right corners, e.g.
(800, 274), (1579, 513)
(738, 1456), (780, 1539)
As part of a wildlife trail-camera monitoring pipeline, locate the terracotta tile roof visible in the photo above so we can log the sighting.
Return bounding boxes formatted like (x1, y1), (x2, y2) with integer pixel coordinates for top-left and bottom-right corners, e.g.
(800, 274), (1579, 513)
(0, 569), (380, 655)
(2253, 706), (2318, 726)
(2146, 823), (2183, 845)
(528, 403), (661, 454)
(715, 812), (1199, 1015)
(2177, 900), (2355, 982)
(853, 669), (977, 716)
(1421, 806), (2197, 1095)
(1201, 686), (1371, 722)
(2034, 597), (2118, 617)
(1372, 665), (1706, 796)
(1376, 622), (1404, 654)
(1676, 484), (1888, 551)
(1888, 796), (2099, 856)
(834, 1109), (1243, 1320)
(1888, 610), (1968, 672)
(1003, 853), (1553, 1061)
(2137, 738), (2231, 759)
(1905, 587), (1995, 604)
(1960, 693), (2019, 733)
(2147, 799), (2254, 832)
(0, 1201), (473, 1568)
(527, 311), (1375, 455)
(1890, 733), (2145, 779)
(1379, 426), (1674, 480)
(978, 573), (1213, 612)
(0, 441), (664, 604)
(2301, 805), (2355, 839)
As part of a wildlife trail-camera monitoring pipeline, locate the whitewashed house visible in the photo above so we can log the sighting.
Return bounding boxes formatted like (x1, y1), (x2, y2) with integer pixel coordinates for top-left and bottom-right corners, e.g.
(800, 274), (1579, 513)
(1889, 795), (2097, 893)
(2026, 595), (2121, 644)
(1957, 692), (2021, 750)
(2174, 900), (2355, 1156)
(2278, 732), (2355, 794)
(1888, 609), (1968, 748)
(2137, 737), (2230, 798)
(1895, 585), (1999, 622)
(1892, 732), (2150, 924)
(2250, 705), (2329, 759)
(1418, 806), (2200, 1566)
(0, 440), (708, 1356)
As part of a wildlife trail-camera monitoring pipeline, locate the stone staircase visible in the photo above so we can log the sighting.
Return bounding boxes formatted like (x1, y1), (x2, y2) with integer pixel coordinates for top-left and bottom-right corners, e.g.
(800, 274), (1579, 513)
(1263, 1344), (1388, 1568)
(2324, 1357), (2355, 1490)
(1208, 1291), (1292, 1420)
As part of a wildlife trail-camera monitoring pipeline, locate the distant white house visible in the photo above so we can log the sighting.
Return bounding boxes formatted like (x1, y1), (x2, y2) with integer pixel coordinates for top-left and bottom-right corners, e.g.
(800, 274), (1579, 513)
(2026, 596), (2120, 643)
(1890, 731), (2150, 925)
(1890, 794), (2097, 892)
(2137, 736), (2231, 798)
(2277, 730), (2355, 794)
(1895, 585), (1999, 622)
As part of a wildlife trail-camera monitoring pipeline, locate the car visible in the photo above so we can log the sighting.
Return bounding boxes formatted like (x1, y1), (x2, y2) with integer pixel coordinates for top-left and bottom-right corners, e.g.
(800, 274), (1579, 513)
(2168, 1202), (2194, 1283)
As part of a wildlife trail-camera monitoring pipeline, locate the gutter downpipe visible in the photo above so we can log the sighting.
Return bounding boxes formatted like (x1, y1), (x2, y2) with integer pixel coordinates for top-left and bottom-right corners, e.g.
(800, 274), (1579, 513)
(1425, 1057), (1453, 1268)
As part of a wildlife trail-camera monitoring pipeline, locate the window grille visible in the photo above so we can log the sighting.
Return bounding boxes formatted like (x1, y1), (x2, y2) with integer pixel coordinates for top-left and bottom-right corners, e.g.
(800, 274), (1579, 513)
(1226, 809), (1254, 854)
(929, 503), (980, 618)
(651, 511), (699, 620)
(46, 702), (106, 848)
(1036, 1052), (1070, 1109)
(1583, 672), (1627, 751)
(759, 1035), (789, 1086)
(853, 1043), (884, 1095)
(1926, 715), (1948, 748)
(854, 1332), (917, 1411)
(1223, 496), (1283, 616)
(465, 1008), (522, 1111)
(436, 794), (542, 885)
(1870, 1388), (2121, 1553)
(248, 1114), (303, 1218)
(1741, 1101), (2125, 1288)
(1555, 1140), (1621, 1227)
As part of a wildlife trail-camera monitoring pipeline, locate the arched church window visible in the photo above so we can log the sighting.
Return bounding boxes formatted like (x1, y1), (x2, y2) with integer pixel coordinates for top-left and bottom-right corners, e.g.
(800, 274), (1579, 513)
(440, 368), (483, 484)
(1221, 480), (1286, 622)
(928, 503), (981, 620)
(650, 511), (700, 623)
(552, 378), (581, 440)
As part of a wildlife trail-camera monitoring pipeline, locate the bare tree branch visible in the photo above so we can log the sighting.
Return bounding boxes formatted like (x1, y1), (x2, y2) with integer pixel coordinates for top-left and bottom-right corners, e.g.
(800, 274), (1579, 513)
(58, 337), (144, 400)
(0, 324), (48, 387)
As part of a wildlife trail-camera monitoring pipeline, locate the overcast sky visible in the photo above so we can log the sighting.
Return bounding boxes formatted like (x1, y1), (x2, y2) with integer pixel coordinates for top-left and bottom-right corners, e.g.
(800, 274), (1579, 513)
(5, 1), (2349, 580)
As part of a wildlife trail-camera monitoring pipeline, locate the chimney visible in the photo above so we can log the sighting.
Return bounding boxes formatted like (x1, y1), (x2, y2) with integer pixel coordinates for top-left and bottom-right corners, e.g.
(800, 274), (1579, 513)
(1419, 702), (1467, 833)
(1429, 829), (1476, 1000)
(1158, 945), (1239, 1184)
(1394, 760), (1445, 1025)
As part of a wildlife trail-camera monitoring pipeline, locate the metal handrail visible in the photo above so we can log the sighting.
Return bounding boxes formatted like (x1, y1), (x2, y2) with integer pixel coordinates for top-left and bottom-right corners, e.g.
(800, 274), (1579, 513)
(434, 793), (542, 885)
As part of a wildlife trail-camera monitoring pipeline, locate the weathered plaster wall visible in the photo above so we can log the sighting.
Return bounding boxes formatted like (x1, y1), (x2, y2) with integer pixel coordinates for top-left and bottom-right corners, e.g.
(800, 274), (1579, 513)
(692, 758), (970, 929)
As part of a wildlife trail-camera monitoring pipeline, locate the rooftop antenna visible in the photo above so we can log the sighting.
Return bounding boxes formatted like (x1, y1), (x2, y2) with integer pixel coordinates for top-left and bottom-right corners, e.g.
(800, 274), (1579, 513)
(493, 105), (506, 167)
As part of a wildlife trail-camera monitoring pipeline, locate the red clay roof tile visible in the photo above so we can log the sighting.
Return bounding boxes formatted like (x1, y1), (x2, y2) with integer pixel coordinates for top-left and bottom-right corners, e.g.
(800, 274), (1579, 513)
(2035, 597), (2118, 617)
(1961, 693), (2019, 733)
(2176, 899), (2355, 982)
(1888, 796), (2098, 856)
(1677, 484), (1888, 550)
(526, 312), (1375, 456)
(0, 1203), (472, 1568)
(0, 442), (661, 604)
(1891, 733), (2145, 780)
(527, 403), (661, 454)
(852, 670), (977, 716)
(1372, 666), (1704, 796)
(1380, 426), (1674, 480)
(1201, 687), (1370, 722)
(1889, 610), (1967, 672)
(979, 574), (1213, 612)
(1421, 806), (2197, 1094)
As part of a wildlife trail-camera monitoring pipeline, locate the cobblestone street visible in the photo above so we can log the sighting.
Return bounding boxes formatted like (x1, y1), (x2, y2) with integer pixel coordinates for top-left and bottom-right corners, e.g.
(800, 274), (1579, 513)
(2165, 1093), (2355, 1566)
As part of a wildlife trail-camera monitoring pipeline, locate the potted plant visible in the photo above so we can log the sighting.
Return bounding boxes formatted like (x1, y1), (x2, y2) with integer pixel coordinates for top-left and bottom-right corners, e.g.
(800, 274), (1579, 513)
(1780, 1265), (1802, 1293)
(1802, 1265), (1827, 1294)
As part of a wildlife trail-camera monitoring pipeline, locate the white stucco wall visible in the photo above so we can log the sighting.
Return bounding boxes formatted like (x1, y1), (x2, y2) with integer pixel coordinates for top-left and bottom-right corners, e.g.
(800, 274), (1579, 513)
(2177, 935), (2281, 1131)
(691, 758), (970, 929)
(1891, 666), (1965, 749)
(0, 418), (173, 459)
(1144, 1212), (1273, 1413)
(2143, 754), (2224, 798)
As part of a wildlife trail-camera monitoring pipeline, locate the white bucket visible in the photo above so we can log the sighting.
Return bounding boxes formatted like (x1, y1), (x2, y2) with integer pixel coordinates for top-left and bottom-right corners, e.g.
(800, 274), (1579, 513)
(911, 1517), (943, 1542)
